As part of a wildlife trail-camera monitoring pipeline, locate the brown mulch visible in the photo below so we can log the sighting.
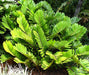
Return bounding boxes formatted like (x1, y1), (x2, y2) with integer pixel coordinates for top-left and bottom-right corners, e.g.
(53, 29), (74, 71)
(31, 68), (68, 75)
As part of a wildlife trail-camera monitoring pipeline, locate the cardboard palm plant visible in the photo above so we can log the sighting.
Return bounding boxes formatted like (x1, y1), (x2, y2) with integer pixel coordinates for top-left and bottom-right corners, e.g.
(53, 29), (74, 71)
(1, 0), (89, 74)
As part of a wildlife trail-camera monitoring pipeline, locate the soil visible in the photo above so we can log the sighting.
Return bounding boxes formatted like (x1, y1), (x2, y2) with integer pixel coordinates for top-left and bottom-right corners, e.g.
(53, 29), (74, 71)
(32, 69), (68, 75)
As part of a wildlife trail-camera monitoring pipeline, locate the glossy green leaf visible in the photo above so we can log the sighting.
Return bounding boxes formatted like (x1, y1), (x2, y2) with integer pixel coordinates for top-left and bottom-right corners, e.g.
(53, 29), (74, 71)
(76, 45), (89, 55)
(11, 28), (34, 46)
(0, 30), (5, 34)
(64, 23), (87, 40)
(17, 14), (31, 35)
(52, 21), (70, 38)
(34, 10), (46, 25)
(46, 51), (56, 60)
(15, 43), (27, 55)
(48, 40), (70, 50)
(14, 58), (28, 64)
(2, 16), (12, 30)
(33, 25), (48, 49)
(55, 50), (74, 64)
(3, 41), (27, 61)
(34, 10), (49, 35)
(41, 58), (54, 70)
(21, 0), (35, 14)
(35, 1), (54, 16)
(0, 26), (6, 34)
(1, 54), (13, 63)
(14, 43), (38, 65)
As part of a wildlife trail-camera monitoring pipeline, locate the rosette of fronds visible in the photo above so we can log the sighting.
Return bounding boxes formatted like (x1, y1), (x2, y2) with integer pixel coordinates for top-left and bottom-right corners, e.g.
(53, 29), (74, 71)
(1, 0), (89, 75)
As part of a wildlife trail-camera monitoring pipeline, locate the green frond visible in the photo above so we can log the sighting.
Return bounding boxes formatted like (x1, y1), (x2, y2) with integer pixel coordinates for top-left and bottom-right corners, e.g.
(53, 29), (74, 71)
(62, 50), (74, 58)
(51, 21), (70, 38)
(55, 50), (74, 64)
(38, 49), (45, 57)
(72, 41), (82, 49)
(48, 40), (70, 50)
(3, 41), (27, 61)
(15, 43), (27, 55)
(2, 15), (15, 30)
(76, 45), (89, 56)
(64, 23), (87, 40)
(21, 1), (27, 14)
(34, 10), (49, 35)
(3, 41), (14, 56)
(35, 1), (54, 16)
(53, 41), (70, 50)
(33, 25), (48, 49)
(17, 14), (31, 35)
(12, 11), (24, 17)
(11, 28), (34, 46)
(28, 0), (35, 11)
(34, 10), (46, 25)
(54, 12), (65, 21)
(28, 52), (38, 65)
(0, 26), (6, 34)
(1, 54), (13, 63)
(46, 51), (56, 60)
(46, 50), (73, 64)
(41, 57), (54, 70)
(21, 0), (35, 14)
(67, 59), (89, 75)
(14, 58), (26, 64)
(14, 43), (38, 65)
